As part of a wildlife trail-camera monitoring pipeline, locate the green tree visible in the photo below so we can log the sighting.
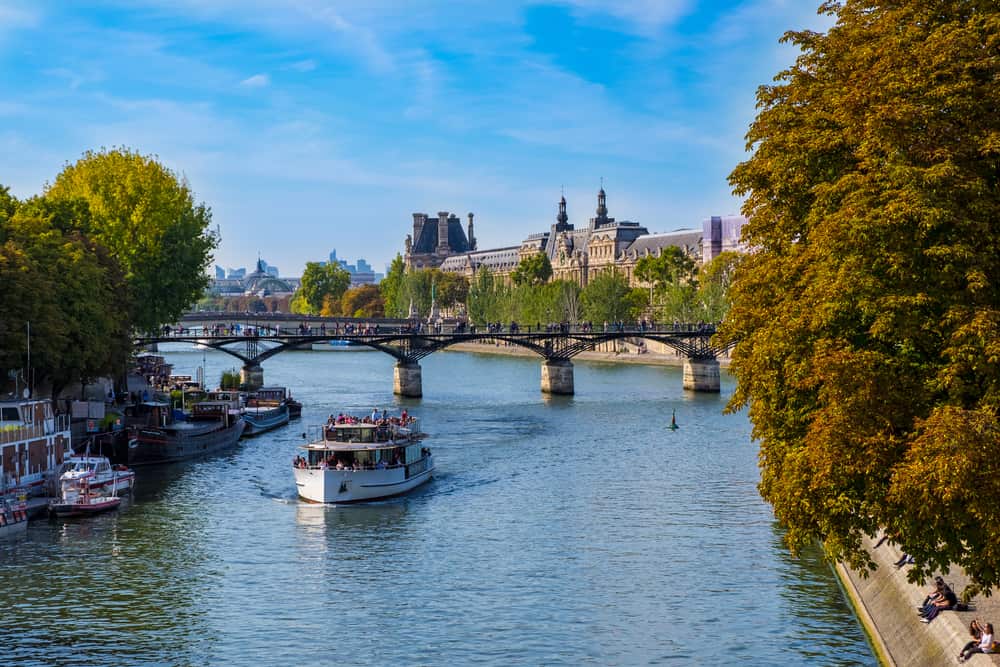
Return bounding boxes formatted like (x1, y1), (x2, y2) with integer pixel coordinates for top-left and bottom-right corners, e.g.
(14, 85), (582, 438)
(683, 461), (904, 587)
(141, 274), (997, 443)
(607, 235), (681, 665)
(697, 251), (741, 322)
(434, 270), (470, 310)
(511, 252), (553, 287)
(468, 266), (510, 324)
(580, 270), (632, 324)
(723, 1), (1000, 586)
(380, 254), (407, 317)
(47, 148), (216, 333)
(296, 261), (351, 315)
(0, 196), (131, 398)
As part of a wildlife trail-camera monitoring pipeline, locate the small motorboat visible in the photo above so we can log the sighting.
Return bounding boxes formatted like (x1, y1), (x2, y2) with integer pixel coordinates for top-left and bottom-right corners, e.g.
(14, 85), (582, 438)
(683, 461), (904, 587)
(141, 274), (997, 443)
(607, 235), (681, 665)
(49, 476), (123, 518)
(57, 454), (135, 496)
(0, 495), (29, 538)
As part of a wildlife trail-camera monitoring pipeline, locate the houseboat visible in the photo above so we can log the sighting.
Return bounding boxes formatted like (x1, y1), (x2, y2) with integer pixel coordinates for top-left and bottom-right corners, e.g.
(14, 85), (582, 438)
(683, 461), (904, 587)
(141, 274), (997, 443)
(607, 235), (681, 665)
(0, 398), (72, 496)
(243, 403), (290, 436)
(249, 386), (301, 420)
(127, 399), (245, 465)
(293, 414), (433, 503)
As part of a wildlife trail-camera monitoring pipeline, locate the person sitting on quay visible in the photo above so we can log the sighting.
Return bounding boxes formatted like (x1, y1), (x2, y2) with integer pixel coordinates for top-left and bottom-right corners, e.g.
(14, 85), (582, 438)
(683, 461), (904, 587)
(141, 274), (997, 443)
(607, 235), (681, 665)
(918, 576), (947, 609)
(959, 621), (995, 662)
(916, 578), (949, 620)
(919, 580), (958, 623)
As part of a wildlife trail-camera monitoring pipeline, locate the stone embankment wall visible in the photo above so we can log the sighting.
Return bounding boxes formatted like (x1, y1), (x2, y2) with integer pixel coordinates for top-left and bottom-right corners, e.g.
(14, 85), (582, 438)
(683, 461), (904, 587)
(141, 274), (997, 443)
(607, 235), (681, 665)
(444, 339), (730, 368)
(836, 534), (1000, 666)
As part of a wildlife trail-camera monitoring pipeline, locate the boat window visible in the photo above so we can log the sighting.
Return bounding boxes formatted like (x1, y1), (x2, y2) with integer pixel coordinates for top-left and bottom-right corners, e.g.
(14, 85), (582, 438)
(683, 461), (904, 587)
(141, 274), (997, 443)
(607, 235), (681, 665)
(360, 429), (374, 443)
(0, 407), (20, 422)
(405, 445), (422, 464)
(355, 451), (372, 466)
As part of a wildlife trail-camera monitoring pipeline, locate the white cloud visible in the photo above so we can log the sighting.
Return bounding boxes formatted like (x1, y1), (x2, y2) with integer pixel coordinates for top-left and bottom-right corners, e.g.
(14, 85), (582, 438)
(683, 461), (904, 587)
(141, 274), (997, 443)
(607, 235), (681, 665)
(288, 58), (317, 72)
(240, 73), (271, 88)
(554, 0), (694, 36)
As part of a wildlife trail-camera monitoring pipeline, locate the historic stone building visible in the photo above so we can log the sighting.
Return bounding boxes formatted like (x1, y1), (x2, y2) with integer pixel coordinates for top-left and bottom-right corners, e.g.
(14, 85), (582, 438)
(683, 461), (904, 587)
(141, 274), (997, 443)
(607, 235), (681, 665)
(404, 211), (477, 270)
(432, 188), (704, 288)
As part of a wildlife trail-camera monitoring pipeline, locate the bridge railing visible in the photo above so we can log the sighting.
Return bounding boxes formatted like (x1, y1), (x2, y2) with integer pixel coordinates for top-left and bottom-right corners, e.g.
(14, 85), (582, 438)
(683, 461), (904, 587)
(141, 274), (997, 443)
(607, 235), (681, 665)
(150, 322), (720, 338)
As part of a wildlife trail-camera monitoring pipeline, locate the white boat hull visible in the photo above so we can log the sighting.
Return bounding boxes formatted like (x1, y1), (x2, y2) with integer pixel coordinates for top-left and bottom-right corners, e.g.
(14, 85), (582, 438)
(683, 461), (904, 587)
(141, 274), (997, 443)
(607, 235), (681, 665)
(294, 457), (434, 503)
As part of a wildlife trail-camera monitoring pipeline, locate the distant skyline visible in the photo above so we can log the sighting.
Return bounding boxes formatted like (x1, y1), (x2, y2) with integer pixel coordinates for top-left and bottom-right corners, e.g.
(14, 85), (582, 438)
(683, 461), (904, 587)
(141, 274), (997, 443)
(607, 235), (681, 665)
(0, 1), (831, 274)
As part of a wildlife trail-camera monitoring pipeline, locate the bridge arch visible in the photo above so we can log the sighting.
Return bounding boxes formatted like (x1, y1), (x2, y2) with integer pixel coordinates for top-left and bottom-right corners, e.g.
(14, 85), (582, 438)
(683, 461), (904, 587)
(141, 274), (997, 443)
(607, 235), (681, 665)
(134, 327), (728, 397)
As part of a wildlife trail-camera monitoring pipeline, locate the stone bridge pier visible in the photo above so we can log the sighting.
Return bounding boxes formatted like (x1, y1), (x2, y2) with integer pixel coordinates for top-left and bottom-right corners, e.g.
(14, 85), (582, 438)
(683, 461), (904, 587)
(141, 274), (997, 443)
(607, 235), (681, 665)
(393, 361), (423, 398)
(683, 358), (720, 392)
(241, 363), (265, 391)
(541, 359), (574, 395)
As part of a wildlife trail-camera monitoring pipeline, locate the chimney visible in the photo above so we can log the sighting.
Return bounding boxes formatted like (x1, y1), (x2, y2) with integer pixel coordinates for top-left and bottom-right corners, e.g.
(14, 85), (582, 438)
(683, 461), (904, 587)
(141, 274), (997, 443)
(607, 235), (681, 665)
(412, 213), (426, 250)
(437, 211), (450, 253)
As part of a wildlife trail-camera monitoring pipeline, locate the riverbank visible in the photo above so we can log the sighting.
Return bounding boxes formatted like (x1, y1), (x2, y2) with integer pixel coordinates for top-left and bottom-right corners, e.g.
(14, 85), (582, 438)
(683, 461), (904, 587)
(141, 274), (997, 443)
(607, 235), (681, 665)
(444, 339), (731, 368)
(835, 534), (1000, 665)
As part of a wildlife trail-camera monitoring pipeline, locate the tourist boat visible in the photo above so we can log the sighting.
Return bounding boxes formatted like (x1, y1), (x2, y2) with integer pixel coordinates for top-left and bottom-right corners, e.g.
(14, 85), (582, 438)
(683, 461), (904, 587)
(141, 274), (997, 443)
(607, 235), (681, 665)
(249, 386), (302, 420)
(55, 454), (135, 496)
(0, 398), (72, 496)
(0, 495), (29, 538)
(242, 402), (290, 436)
(48, 476), (122, 517)
(293, 415), (433, 503)
(127, 400), (245, 465)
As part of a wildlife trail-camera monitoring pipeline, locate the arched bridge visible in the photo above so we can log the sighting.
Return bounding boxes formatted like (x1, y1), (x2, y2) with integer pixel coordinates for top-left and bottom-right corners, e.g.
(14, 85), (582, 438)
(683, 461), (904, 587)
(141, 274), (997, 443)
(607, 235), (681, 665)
(135, 323), (731, 397)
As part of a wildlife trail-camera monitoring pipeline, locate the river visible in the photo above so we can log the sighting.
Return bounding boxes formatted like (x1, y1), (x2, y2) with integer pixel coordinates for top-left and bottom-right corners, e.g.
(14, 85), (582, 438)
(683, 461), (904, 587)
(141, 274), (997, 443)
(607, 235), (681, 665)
(1, 347), (875, 665)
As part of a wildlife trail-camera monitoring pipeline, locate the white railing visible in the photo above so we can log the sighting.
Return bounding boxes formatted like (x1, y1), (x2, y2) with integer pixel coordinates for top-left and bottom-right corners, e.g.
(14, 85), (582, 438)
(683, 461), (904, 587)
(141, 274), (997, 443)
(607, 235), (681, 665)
(0, 413), (71, 445)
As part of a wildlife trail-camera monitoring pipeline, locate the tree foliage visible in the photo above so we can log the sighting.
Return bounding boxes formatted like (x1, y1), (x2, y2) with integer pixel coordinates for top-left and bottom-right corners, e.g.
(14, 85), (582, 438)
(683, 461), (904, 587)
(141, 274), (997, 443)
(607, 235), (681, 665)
(580, 270), (633, 323)
(0, 193), (131, 397)
(380, 254), (407, 317)
(511, 251), (553, 286)
(46, 148), (216, 333)
(338, 284), (385, 318)
(723, 1), (1000, 586)
(295, 261), (351, 315)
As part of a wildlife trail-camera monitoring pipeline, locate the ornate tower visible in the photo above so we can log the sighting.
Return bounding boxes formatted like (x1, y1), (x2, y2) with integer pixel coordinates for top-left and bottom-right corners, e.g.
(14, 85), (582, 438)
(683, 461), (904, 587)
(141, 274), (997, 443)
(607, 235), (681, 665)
(555, 195), (570, 232)
(595, 187), (609, 227)
(467, 212), (476, 251)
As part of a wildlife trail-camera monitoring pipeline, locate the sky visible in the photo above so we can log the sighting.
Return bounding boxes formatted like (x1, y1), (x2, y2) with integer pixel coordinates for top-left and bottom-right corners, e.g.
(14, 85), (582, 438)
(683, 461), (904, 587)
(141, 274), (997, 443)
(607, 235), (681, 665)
(0, 0), (831, 276)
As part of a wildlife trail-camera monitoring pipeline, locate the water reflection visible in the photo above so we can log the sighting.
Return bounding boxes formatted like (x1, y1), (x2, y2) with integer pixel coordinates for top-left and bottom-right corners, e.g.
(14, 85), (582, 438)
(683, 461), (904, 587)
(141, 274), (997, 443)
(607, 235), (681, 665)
(1, 349), (874, 665)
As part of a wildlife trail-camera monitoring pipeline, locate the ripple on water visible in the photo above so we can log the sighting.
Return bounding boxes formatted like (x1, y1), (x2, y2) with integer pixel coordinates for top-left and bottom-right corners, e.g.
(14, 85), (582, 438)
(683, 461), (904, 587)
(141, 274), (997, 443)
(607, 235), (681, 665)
(0, 350), (874, 665)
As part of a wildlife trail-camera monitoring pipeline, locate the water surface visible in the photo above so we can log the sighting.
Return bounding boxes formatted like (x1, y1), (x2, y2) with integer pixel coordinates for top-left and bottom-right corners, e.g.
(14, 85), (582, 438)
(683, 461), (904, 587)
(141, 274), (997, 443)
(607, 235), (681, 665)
(0, 347), (875, 665)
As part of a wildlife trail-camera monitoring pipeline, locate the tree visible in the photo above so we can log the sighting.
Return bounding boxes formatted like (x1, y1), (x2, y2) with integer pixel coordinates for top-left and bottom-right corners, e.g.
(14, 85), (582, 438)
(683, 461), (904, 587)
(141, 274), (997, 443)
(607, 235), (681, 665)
(468, 266), (509, 324)
(434, 270), (470, 310)
(697, 251), (741, 322)
(46, 148), (216, 333)
(634, 247), (697, 289)
(580, 270), (632, 324)
(296, 261), (351, 315)
(723, 1), (1000, 587)
(0, 195), (131, 398)
(339, 284), (384, 318)
(511, 252), (553, 286)
(380, 254), (407, 317)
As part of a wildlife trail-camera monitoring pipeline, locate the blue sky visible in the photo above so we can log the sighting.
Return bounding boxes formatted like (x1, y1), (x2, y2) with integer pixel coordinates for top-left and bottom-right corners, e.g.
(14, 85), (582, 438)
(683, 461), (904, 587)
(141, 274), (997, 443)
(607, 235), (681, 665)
(0, 0), (830, 275)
